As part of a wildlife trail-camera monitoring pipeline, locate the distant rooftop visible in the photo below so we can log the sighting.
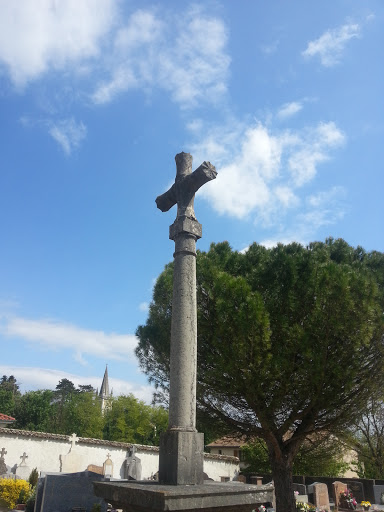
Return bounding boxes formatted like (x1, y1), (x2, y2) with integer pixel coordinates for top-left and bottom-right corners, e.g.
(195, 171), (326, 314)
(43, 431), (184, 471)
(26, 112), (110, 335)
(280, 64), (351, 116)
(0, 413), (16, 425)
(206, 434), (249, 448)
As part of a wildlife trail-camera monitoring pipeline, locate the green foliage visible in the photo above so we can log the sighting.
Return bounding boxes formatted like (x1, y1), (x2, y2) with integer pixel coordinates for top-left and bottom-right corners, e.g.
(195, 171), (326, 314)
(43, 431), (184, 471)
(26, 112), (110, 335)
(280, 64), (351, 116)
(25, 486), (36, 512)
(242, 435), (350, 477)
(0, 375), (20, 394)
(1, 375), (166, 448)
(136, 238), (384, 512)
(347, 397), (384, 479)
(103, 394), (168, 445)
(28, 468), (39, 488)
(14, 390), (54, 431)
(0, 375), (21, 417)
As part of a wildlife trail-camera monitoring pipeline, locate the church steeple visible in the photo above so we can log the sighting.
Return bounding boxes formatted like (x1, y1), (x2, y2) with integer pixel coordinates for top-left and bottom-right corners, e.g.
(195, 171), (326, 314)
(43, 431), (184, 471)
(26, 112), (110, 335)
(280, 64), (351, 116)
(99, 365), (111, 414)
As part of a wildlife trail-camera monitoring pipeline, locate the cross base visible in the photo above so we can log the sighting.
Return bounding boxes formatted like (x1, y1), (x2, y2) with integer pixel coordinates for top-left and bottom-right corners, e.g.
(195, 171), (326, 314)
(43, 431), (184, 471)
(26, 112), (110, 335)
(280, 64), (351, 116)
(159, 430), (204, 485)
(93, 481), (275, 512)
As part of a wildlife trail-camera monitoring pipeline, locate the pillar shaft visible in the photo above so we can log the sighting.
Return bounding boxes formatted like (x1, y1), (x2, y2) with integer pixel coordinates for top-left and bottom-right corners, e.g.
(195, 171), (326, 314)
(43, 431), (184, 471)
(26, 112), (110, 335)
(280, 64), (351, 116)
(168, 233), (198, 431)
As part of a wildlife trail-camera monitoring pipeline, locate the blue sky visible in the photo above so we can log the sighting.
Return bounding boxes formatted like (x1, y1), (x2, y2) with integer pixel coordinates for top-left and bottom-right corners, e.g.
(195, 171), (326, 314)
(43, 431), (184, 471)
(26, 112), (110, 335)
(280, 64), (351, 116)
(0, 1), (383, 403)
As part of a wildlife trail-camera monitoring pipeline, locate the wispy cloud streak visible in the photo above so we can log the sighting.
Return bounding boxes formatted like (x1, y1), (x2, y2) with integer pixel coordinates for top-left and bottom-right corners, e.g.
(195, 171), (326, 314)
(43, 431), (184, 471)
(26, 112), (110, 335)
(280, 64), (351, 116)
(302, 22), (360, 67)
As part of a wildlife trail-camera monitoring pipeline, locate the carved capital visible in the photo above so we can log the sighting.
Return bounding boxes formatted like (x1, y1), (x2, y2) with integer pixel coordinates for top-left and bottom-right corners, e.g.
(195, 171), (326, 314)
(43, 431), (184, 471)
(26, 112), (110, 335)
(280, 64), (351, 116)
(169, 216), (202, 241)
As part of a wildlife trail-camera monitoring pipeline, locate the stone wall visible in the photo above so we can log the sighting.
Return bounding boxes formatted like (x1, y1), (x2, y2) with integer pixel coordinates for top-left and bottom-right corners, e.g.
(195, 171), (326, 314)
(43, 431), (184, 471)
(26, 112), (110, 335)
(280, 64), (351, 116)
(0, 428), (239, 482)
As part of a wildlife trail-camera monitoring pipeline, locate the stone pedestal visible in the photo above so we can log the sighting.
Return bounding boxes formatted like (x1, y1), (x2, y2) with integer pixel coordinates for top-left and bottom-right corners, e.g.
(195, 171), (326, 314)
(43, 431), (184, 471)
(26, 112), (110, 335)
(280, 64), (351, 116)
(93, 481), (274, 512)
(159, 431), (204, 485)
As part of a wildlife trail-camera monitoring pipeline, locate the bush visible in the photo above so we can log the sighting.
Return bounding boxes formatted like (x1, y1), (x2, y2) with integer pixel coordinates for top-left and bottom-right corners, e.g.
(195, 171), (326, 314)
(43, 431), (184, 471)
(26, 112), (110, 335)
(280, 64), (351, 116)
(28, 468), (39, 488)
(0, 478), (31, 509)
(25, 486), (36, 512)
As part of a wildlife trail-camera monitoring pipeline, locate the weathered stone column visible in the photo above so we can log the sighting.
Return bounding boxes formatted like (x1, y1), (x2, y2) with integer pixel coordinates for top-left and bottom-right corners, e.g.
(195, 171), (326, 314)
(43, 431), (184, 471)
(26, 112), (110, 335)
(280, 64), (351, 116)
(156, 152), (217, 485)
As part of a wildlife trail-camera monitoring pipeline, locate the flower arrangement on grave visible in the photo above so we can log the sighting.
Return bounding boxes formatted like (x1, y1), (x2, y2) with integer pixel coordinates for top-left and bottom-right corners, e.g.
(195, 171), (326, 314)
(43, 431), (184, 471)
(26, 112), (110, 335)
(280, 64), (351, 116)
(361, 501), (371, 511)
(255, 506), (266, 512)
(296, 501), (316, 511)
(339, 488), (357, 509)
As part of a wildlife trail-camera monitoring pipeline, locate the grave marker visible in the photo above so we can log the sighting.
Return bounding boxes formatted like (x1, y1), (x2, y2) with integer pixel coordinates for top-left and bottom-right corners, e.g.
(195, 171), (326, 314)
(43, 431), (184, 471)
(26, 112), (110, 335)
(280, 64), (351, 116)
(312, 483), (330, 512)
(347, 480), (364, 503)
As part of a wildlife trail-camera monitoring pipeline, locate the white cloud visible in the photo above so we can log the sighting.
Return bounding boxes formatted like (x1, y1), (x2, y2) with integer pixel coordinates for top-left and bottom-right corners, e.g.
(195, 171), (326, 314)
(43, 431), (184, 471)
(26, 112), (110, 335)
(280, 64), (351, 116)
(260, 237), (306, 249)
(0, 365), (154, 403)
(0, 0), (117, 87)
(190, 118), (345, 222)
(0, 315), (138, 365)
(302, 23), (361, 67)
(92, 6), (230, 108)
(277, 101), (303, 120)
(259, 186), (347, 248)
(0, 4), (230, 112)
(48, 118), (87, 154)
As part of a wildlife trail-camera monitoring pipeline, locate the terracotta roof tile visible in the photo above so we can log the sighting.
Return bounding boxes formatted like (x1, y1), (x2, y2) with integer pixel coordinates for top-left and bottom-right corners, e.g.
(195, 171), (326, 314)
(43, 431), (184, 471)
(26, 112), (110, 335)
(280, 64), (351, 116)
(0, 413), (15, 422)
(206, 434), (249, 448)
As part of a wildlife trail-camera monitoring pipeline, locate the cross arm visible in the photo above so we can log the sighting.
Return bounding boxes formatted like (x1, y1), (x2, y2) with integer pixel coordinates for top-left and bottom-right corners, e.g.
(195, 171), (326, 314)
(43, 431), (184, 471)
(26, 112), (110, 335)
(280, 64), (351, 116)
(184, 161), (217, 194)
(156, 183), (177, 212)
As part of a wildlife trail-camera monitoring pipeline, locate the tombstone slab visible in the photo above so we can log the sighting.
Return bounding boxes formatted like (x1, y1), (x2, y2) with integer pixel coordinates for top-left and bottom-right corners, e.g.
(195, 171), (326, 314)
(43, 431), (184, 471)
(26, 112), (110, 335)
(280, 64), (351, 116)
(333, 481), (348, 509)
(37, 470), (107, 512)
(103, 454), (113, 478)
(347, 480), (364, 503)
(312, 483), (330, 512)
(293, 483), (307, 496)
(374, 484), (384, 505)
(124, 447), (142, 480)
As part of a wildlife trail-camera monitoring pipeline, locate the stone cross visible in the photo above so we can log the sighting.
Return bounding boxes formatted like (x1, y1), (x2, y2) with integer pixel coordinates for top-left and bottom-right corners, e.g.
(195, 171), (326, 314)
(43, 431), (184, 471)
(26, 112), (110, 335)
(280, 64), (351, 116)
(0, 448), (6, 458)
(156, 152), (217, 485)
(20, 452), (28, 465)
(69, 433), (78, 450)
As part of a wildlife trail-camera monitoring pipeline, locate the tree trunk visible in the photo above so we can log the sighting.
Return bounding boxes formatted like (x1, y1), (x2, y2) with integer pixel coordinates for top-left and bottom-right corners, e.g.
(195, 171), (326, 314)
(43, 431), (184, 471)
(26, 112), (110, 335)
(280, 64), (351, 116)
(269, 448), (296, 512)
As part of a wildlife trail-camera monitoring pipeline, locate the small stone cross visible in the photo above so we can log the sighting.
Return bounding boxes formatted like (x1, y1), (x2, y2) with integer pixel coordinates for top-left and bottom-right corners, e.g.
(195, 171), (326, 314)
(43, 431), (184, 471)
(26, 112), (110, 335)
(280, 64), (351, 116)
(69, 433), (78, 450)
(0, 447), (6, 458)
(20, 452), (28, 465)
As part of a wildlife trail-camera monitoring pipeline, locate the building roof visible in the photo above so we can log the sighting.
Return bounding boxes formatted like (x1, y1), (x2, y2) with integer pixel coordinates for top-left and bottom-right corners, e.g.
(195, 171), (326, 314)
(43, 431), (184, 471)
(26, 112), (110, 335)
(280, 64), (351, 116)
(0, 413), (16, 423)
(206, 434), (249, 448)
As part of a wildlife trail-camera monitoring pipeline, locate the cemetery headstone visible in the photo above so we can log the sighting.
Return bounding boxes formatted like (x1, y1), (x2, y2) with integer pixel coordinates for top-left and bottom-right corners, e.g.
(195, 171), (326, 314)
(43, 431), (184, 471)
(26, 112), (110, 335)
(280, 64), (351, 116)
(15, 451), (31, 480)
(60, 433), (84, 473)
(373, 484), (384, 505)
(312, 483), (330, 512)
(37, 470), (107, 512)
(124, 447), (142, 480)
(102, 454), (113, 478)
(333, 481), (347, 509)
(347, 480), (365, 503)
(293, 483), (307, 496)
